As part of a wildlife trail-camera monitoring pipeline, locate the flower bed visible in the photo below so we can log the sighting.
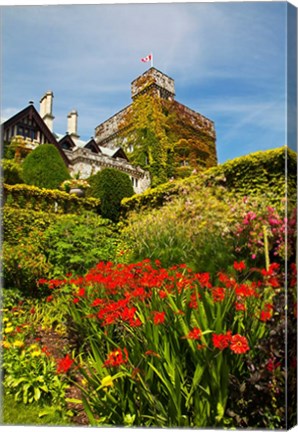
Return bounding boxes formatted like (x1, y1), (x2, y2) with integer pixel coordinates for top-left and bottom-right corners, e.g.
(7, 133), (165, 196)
(33, 258), (296, 428)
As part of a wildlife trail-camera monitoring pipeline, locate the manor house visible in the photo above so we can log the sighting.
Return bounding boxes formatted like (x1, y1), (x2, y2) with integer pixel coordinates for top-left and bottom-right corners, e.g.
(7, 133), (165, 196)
(2, 68), (217, 192)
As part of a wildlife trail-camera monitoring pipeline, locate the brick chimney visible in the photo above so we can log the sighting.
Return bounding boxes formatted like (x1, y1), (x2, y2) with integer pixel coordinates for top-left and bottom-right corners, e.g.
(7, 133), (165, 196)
(67, 110), (80, 144)
(39, 91), (54, 132)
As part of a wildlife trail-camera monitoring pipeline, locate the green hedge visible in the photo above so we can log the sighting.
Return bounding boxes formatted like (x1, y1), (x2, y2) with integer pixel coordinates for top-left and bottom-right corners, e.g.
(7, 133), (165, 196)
(121, 147), (297, 214)
(3, 183), (100, 215)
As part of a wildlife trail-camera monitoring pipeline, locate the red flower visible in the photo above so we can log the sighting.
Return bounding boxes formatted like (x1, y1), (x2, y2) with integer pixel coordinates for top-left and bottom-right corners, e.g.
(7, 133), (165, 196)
(235, 283), (257, 298)
(103, 347), (128, 368)
(129, 317), (142, 327)
(235, 302), (246, 311)
(91, 298), (104, 307)
(152, 311), (166, 325)
(230, 334), (250, 354)
(57, 354), (73, 374)
(260, 310), (272, 322)
(212, 331), (232, 350)
(73, 298), (80, 304)
(77, 288), (85, 297)
(159, 290), (167, 299)
(233, 261), (246, 271)
(266, 358), (281, 372)
(46, 295), (53, 302)
(38, 278), (48, 285)
(42, 346), (51, 357)
(185, 327), (202, 340)
(212, 287), (225, 302)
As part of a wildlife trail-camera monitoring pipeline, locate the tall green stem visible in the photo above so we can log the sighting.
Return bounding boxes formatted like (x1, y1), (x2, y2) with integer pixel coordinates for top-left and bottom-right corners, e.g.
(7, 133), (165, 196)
(263, 225), (270, 271)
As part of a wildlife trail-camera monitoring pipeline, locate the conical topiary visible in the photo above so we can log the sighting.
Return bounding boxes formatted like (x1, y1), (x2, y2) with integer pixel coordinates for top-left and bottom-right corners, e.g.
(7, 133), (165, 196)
(22, 144), (70, 189)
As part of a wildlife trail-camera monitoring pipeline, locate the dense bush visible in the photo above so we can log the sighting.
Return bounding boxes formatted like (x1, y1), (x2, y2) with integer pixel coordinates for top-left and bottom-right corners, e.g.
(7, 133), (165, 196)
(3, 207), (56, 245)
(121, 147), (296, 214)
(122, 183), (293, 273)
(122, 184), (236, 273)
(1, 159), (24, 184)
(3, 183), (100, 214)
(3, 209), (123, 293)
(42, 213), (121, 277)
(22, 144), (70, 189)
(88, 168), (134, 222)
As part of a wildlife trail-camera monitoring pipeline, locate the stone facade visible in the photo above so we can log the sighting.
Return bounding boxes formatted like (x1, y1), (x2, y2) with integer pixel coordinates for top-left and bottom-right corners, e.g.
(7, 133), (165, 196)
(65, 146), (151, 194)
(94, 67), (217, 171)
(131, 68), (175, 100)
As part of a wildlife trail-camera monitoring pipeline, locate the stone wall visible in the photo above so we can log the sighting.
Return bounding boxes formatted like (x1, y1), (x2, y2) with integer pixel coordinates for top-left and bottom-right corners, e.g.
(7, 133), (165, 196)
(172, 101), (215, 138)
(131, 68), (175, 100)
(94, 105), (131, 147)
(66, 148), (150, 194)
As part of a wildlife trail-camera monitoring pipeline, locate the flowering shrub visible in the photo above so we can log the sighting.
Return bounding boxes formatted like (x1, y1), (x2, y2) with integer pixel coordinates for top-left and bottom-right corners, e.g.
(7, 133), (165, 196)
(1, 299), (71, 413)
(60, 179), (90, 192)
(234, 199), (296, 265)
(122, 184), (292, 273)
(38, 258), (287, 427)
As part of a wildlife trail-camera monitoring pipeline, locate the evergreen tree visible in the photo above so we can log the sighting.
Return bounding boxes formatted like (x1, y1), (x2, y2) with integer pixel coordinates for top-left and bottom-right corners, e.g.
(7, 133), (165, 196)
(22, 144), (70, 189)
(88, 168), (134, 222)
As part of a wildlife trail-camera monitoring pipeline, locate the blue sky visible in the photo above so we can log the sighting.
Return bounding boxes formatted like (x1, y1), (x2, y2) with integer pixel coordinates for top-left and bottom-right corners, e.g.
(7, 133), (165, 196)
(0, 1), (294, 163)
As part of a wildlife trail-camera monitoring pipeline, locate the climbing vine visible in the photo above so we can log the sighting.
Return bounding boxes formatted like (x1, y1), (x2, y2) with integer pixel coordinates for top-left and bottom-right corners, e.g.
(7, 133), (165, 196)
(118, 92), (217, 186)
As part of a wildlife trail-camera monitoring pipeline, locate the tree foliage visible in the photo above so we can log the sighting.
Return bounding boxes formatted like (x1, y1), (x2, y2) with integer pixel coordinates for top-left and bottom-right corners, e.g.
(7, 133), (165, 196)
(1, 159), (24, 185)
(88, 168), (134, 222)
(22, 144), (70, 190)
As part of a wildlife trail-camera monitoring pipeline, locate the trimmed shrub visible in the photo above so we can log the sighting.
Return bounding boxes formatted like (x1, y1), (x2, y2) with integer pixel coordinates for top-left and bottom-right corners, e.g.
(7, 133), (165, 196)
(88, 168), (134, 222)
(121, 147), (297, 215)
(22, 144), (70, 189)
(1, 159), (24, 185)
(3, 183), (100, 214)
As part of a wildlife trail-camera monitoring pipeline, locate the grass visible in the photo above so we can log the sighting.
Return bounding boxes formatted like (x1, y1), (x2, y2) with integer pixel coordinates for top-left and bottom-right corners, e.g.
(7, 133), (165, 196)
(1, 393), (71, 426)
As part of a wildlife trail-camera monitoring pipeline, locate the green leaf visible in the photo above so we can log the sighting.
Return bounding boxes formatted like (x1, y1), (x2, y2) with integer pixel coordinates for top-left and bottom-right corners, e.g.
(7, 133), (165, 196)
(65, 398), (83, 404)
(81, 395), (97, 426)
(215, 401), (225, 423)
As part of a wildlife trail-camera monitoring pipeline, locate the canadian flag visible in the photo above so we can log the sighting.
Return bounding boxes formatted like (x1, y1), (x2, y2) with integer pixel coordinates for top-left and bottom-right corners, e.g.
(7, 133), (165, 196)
(141, 54), (152, 63)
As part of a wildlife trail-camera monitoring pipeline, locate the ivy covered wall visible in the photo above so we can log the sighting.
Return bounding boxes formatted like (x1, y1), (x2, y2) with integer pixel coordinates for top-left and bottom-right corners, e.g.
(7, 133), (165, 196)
(118, 92), (217, 186)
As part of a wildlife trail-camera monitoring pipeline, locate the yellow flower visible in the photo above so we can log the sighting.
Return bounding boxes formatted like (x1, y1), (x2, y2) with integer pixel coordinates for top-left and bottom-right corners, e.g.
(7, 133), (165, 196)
(101, 375), (114, 388)
(2, 317), (9, 323)
(31, 350), (42, 357)
(13, 340), (24, 348)
(4, 326), (14, 334)
(2, 340), (11, 348)
(29, 344), (39, 350)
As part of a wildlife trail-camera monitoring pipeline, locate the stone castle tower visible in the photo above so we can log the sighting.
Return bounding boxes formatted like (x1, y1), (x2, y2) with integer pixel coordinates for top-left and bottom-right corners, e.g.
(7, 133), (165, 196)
(94, 68), (217, 177)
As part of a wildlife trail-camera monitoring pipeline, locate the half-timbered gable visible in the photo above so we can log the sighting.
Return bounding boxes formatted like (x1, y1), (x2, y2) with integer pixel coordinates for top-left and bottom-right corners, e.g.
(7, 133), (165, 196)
(2, 103), (69, 165)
